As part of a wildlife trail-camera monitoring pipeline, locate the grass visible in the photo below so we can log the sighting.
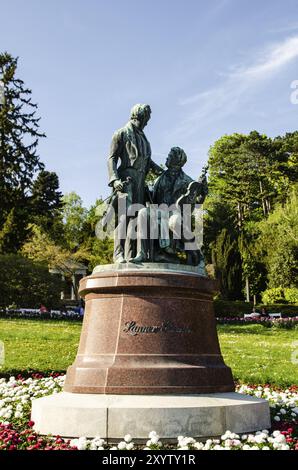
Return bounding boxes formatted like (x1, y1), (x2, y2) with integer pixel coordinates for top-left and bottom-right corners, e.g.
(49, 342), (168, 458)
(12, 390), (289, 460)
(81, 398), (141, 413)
(217, 323), (298, 387)
(0, 319), (81, 375)
(0, 319), (297, 386)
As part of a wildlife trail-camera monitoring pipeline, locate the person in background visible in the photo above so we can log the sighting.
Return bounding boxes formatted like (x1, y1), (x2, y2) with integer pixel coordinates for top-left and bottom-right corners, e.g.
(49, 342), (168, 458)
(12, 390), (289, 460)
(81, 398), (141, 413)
(39, 304), (48, 314)
(261, 307), (269, 317)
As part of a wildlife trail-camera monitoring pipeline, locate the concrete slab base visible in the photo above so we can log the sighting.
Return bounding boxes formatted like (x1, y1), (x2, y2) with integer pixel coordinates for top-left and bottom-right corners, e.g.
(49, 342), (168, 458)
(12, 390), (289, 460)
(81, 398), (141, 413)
(31, 392), (271, 440)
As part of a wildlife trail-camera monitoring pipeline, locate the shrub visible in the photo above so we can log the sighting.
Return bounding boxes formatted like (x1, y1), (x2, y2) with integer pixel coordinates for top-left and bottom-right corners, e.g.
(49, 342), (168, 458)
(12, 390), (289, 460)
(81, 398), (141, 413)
(213, 300), (253, 318)
(262, 287), (298, 305)
(284, 287), (298, 304)
(0, 254), (63, 309)
(214, 300), (298, 318)
(262, 287), (286, 305)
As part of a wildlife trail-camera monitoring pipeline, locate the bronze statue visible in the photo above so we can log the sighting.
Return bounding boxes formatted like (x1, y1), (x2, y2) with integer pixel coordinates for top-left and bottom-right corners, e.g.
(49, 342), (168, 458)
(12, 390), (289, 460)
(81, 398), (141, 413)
(106, 106), (208, 269)
(107, 104), (162, 262)
(129, 147), (208, 265)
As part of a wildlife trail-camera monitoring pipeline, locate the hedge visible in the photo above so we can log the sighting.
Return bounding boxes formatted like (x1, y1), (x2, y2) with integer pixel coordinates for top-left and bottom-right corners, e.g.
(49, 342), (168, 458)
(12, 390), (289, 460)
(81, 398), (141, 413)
(214, 300), (298, 318)
(0, 254), (63, 309)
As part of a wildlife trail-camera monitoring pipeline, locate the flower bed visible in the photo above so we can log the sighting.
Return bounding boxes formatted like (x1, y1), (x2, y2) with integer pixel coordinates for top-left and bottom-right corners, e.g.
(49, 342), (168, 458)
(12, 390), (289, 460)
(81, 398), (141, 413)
(0, 375), (297, 450)
(216, 317), (298, 329)
(0, 308), (83, 321)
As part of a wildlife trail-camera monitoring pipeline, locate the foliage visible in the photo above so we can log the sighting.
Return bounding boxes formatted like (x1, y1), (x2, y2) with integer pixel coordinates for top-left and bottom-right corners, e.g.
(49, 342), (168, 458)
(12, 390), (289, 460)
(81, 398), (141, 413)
(0, 254), (63, 309)
(210, 228), (243, 300)
(30, 170), (64, 240)
(257, 186), (298, 289)
(214, 300), (298, 317)
(262, 287), (298, 305)
(0, 53), (65, 252)
(62, 192), (88, 250)
(0, 53), (45, 251)
(205, 131), (298, 301)
(284, 287), (298, 304)
(22, 224), (89, 298)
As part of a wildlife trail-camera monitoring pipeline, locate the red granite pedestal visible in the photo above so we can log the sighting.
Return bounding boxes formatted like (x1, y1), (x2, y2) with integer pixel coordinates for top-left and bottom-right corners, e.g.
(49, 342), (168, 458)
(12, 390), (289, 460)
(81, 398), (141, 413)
(64, 268), (235, 395)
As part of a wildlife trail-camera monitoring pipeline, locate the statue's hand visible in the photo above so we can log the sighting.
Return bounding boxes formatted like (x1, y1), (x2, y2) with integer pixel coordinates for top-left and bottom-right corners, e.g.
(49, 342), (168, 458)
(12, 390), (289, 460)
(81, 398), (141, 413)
(113, 179), (124, 192)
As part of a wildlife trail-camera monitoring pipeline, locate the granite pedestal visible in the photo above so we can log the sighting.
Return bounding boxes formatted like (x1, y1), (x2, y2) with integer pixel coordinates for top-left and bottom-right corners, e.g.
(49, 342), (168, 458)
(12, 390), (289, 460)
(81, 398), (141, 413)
(31, 264), (271, 438)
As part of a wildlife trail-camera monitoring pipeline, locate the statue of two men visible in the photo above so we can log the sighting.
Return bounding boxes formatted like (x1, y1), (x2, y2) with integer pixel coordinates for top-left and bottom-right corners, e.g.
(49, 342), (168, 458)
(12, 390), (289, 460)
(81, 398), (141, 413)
(107, 104), (207, 267)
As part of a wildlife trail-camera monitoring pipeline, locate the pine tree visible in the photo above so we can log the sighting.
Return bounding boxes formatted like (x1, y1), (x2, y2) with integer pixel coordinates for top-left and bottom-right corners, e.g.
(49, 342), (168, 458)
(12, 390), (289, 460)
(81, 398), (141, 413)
(0, 52), (45, 250)
(30, 170), (64, 239)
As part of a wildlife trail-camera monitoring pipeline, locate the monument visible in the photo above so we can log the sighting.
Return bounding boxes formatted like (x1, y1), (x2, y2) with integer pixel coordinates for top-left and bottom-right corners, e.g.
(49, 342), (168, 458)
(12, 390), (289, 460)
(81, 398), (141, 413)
(31, 105), (270, 440)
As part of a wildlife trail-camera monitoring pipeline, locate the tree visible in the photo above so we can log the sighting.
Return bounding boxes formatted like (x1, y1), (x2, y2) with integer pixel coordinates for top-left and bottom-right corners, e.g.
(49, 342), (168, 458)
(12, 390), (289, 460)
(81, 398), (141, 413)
(0, 254), (63, 309)
(0, 52), (45, 251)
(22, 224), (89, 299)
(206, 131), (296, 300)
(257, 186), (298, 289)
(30, 170), (64, 240)
(211, 228), (243, 300)
(62, 192), (88, 250)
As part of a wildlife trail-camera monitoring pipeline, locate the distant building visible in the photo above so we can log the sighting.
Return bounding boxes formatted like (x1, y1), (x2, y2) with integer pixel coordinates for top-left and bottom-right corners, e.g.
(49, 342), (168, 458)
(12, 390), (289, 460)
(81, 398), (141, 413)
(49, 261), (88, 301)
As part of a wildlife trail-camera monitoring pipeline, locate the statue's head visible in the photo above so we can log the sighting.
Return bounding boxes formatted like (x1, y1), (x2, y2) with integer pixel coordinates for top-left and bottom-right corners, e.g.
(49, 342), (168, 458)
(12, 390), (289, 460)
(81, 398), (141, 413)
(166, 147), (187, 170)
(130, 104), (151, 130)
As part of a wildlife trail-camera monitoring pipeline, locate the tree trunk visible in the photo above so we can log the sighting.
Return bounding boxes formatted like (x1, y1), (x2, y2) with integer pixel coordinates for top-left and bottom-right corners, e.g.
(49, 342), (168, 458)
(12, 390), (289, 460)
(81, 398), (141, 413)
(245, 277), (250, 302)
(259, 180), (267, 217)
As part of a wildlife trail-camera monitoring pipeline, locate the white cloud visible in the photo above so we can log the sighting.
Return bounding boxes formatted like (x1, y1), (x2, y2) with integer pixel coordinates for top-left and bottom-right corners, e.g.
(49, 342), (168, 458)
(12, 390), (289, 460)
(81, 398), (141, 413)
(234, 36), (298, 79)
(174, 36), (298, 139)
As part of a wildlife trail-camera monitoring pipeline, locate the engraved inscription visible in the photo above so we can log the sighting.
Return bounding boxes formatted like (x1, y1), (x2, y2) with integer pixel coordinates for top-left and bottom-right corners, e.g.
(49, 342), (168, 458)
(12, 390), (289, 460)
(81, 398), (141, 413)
(123, 320), (192, 336)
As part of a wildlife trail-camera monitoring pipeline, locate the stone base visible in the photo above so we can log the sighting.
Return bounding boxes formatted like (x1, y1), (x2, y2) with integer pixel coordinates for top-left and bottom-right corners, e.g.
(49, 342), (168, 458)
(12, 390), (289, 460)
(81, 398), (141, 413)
(64, 268), (234, 394)
(31, 392), (271, 440)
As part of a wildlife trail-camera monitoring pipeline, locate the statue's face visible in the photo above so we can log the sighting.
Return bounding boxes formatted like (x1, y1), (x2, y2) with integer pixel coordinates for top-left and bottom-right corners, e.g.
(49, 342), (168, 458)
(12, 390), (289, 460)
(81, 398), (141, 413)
(138, 108), (151, 129)
(166, 152), (182, 170)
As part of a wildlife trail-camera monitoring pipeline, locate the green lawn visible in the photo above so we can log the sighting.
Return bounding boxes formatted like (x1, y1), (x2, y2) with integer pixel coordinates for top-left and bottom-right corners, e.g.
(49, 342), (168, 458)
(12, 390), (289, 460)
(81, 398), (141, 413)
(0, 319), (297, 386)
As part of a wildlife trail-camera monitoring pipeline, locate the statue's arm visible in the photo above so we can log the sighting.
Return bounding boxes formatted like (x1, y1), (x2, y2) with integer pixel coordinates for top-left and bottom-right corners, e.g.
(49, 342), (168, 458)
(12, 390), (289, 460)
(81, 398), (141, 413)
(107, 131), (123, 188)
(149, 159), (163, 175)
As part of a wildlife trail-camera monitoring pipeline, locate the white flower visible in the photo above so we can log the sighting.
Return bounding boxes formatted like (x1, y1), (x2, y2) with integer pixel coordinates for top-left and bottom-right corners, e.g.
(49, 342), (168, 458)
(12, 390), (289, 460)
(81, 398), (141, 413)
(272, 434), (286, 444)
(70, 438), (79, 447)
(77, 437), (88, 451)
(117, 441), (127, 450)
(89, 442), (98, 450)
(274, 416), (280, 422)
(124, 434), (132, 443)
(126, 443), (134, 450)
(254, 434), (267, 444)
(194, 442), (204, 450)
(150, 435), (161, 445)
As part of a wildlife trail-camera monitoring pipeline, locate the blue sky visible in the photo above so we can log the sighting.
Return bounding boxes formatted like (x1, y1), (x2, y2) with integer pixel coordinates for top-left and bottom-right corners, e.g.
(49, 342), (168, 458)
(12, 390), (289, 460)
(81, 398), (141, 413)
(1, 0), (298, 206)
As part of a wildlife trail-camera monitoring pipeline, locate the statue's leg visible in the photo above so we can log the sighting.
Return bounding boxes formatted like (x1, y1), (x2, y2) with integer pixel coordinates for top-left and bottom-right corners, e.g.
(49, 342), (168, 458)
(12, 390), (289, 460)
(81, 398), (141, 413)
(113, 214), (127, 263)
(129, 208), (149, 263)
(125, 217), (137, 261)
